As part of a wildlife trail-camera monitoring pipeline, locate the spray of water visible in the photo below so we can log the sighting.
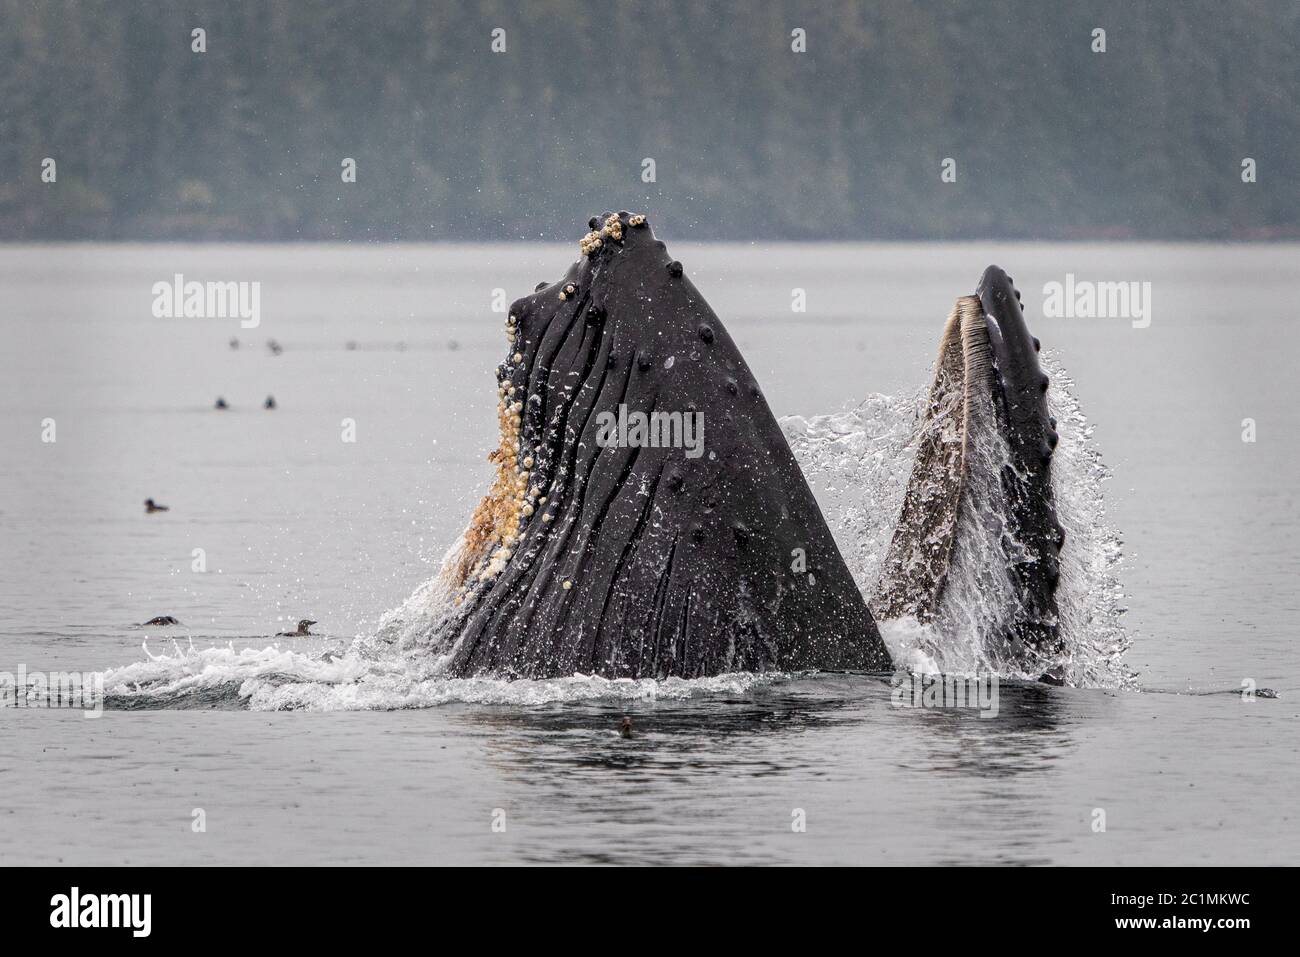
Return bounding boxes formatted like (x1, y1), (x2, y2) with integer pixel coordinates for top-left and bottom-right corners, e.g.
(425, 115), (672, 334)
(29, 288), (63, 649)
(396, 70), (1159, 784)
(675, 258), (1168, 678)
(1040, 357), (1132, 687)
(784, 356), (1131, 687)
(98, 362), (1128, 709)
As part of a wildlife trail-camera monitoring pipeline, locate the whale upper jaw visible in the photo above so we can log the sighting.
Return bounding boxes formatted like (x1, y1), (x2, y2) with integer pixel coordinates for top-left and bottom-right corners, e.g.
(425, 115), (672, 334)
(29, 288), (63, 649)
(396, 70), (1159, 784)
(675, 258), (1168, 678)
(978, 266), (1067, 673)
(875, 266), (1066, 677)
(976, 265), (1060, 474)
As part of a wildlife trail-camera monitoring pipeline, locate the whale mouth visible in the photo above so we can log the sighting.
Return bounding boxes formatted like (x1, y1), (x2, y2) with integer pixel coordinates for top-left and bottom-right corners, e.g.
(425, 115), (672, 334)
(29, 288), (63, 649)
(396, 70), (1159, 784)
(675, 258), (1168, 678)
(433, 212), (888, 679)
(874, 266), (1066, 675)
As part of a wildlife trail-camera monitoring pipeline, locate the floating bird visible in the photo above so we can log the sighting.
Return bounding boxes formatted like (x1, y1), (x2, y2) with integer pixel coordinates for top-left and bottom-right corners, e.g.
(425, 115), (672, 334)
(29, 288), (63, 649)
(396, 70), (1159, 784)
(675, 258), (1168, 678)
(140, 615), (180, 626)
(214, 397), (229, 409)
(229, 337), (240, 350)
(276, 618), (317, 637)
(144, 498), (169, 513)
(264, 395), (276, 409)
(267, 339), (283, 356)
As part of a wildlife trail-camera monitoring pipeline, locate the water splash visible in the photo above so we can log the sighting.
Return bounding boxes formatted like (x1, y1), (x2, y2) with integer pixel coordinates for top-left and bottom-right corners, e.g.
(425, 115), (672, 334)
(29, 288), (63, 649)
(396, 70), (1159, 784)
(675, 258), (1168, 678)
(1040, 356), (1132, 687)
(94, 360), (1128, 709)
(783, 357), (1131, 688)
(99, 639), (786, 711)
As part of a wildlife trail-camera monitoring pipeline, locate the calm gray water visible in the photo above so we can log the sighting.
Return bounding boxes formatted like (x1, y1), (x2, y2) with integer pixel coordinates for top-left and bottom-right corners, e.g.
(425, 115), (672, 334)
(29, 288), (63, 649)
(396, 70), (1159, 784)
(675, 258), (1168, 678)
(1, 243), (1297, 865)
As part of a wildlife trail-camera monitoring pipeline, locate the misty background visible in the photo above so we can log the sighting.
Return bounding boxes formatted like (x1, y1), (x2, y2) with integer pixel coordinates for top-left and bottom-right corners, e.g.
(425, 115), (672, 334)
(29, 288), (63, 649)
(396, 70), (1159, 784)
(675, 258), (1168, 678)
(2, 0), (1296, 242)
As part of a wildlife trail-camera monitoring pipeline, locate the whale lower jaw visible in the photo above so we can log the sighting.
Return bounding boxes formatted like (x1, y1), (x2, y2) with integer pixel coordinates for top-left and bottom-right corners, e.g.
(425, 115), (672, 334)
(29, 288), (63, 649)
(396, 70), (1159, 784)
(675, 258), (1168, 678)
(872, 296), (986, 623)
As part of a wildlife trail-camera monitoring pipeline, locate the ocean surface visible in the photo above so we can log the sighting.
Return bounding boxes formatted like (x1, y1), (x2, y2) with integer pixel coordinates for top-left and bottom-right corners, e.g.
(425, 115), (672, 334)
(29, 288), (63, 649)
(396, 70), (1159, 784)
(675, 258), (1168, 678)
(1, 242), (1297, 865)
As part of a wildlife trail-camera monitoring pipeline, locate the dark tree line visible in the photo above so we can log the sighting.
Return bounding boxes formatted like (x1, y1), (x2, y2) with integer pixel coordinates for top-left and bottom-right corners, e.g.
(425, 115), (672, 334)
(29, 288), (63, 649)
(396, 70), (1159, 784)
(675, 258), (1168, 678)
(1, 0), (1296, 241)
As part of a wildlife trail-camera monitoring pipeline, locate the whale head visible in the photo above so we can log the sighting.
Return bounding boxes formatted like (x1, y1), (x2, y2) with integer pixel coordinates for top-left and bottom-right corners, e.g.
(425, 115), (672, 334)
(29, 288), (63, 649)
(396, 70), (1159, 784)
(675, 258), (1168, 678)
(875, 265), (1065, 678)
(434, 211), (889, 679)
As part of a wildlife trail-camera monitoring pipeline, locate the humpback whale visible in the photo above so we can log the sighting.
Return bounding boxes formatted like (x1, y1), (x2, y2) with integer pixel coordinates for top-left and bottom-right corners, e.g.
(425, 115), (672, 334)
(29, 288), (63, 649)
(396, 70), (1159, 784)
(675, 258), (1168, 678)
(872, 267), (1066, 680)
(422, 213), (1069, 681)
(433, 212), (889, 679)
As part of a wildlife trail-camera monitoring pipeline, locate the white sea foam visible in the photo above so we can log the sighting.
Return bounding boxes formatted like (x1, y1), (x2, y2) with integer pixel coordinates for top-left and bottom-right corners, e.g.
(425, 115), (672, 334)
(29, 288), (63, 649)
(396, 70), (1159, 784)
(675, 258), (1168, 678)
(100, 640), (786, 711)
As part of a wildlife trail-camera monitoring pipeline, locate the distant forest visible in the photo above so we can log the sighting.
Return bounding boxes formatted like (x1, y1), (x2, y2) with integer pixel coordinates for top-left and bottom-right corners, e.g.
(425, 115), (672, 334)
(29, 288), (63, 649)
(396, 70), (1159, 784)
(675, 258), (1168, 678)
(2, 0), (1297, 241)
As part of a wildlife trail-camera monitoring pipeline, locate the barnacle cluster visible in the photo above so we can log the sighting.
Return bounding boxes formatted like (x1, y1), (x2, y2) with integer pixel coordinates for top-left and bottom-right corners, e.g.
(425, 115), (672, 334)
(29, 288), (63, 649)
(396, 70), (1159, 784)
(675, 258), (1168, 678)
(451, 312), (538, 594)
(453, 213), (652, 597)
(579, 212), (646, 257)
